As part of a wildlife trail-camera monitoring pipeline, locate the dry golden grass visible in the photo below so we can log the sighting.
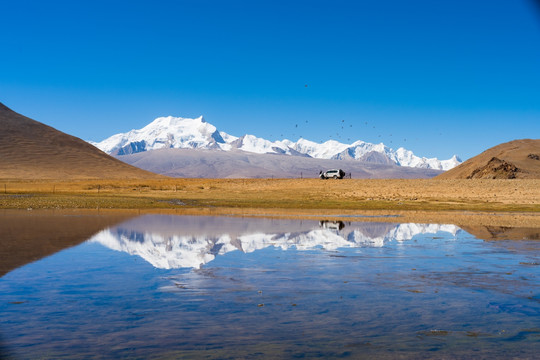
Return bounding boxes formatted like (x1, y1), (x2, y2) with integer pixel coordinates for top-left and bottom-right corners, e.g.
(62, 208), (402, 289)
(1, 178), (539, 214)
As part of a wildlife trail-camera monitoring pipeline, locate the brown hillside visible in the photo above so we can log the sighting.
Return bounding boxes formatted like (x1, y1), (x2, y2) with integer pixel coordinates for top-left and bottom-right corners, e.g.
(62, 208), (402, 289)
(437, 139), (540, 179)
(0, 103), (161, 179)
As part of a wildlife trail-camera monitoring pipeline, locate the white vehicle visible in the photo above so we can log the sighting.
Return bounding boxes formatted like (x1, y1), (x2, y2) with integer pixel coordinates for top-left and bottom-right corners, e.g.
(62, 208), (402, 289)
(319, 169), (345, 179)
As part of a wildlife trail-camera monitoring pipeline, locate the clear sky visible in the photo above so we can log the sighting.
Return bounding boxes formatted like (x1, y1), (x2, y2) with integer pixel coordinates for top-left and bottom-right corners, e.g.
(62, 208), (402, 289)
(1, 0), (539, 160)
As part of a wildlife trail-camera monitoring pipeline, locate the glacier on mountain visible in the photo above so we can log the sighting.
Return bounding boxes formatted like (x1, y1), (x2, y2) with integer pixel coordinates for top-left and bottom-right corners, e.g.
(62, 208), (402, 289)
(90, 115), (461, 170)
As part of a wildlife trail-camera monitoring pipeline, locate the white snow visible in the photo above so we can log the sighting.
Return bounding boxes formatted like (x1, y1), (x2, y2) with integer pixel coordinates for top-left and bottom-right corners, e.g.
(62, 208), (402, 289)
(90, 115), (461, 170)
(291, 139), (350, 159)
(90, 223), (460, 269)
(91, 115), (227, 154)
(232, 134), (291, 154)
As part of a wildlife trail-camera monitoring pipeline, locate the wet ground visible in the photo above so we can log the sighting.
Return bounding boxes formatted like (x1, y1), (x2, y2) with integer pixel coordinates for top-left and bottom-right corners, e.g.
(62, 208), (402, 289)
(1, 214), (540, 359)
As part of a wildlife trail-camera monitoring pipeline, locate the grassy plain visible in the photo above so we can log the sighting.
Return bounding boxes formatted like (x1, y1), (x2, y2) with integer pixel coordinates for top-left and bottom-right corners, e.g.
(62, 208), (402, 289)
(1, 178), (539, 275)
(1, 178), (539, 227)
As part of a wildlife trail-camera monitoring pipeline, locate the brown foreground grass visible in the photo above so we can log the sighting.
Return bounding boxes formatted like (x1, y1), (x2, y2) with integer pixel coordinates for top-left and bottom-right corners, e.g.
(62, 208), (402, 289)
(0, 178), (539, 227)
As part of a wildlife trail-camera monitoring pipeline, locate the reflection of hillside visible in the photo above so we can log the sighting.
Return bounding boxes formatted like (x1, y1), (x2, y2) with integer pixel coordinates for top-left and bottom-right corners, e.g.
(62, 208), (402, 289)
(0, 210), (136, 277)
(460, 226), (540, 241)
(90, 215), (460, 269)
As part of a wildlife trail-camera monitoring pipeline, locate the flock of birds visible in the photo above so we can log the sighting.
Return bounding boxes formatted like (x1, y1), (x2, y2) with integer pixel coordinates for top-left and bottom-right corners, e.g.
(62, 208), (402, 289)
(282, 116), (407, 146)
(265, 84), (438, 147)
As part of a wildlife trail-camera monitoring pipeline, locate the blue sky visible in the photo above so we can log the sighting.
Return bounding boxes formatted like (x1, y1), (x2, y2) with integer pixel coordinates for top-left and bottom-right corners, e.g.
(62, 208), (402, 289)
(1, 0), (539, 160)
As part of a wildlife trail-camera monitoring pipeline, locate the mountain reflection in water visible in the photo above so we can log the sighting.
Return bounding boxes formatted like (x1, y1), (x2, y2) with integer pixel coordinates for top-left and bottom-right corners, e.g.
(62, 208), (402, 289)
(3, 214), (540, 359)
(90, 215), (460, 269)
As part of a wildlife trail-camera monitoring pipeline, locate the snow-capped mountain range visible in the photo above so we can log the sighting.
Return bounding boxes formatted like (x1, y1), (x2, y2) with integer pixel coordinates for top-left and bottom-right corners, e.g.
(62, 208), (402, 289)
(90, 218), (460, 269)
(90, 115), (461, 170)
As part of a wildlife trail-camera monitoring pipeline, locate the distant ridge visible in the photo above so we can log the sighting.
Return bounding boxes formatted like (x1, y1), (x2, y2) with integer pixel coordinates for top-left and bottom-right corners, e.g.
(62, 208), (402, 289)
(118, 148), (444, 179)
(0, 103), (160, 179)
(437, 139), (540, 179)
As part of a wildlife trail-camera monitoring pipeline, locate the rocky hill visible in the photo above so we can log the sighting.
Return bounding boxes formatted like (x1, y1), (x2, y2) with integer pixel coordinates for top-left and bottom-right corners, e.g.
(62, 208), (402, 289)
(437, 139), (540, 179)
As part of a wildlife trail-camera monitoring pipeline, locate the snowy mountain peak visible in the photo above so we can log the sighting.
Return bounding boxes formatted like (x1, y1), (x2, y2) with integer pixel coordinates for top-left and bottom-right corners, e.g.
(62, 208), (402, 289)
(90, 115), (227, 155)
(90, 115), (461, 170)
(142, 115), (215, 138)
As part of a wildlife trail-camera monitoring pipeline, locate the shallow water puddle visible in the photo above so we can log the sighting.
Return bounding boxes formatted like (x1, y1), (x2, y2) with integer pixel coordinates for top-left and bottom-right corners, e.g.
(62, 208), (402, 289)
(1, 215), (540, 359)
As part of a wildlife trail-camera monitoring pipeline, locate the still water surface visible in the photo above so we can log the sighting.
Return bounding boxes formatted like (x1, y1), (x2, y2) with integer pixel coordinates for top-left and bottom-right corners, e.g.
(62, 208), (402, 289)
(1, 215), (540, 359)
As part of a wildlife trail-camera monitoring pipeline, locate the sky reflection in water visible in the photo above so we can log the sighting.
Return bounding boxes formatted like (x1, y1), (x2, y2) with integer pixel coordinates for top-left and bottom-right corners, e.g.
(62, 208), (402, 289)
(1, 215), (540, 359)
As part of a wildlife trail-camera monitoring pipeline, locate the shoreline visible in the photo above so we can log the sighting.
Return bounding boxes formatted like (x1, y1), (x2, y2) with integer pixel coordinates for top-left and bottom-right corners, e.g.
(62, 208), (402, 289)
(2, 207), (540, 228)
(0, 178), (539, 227)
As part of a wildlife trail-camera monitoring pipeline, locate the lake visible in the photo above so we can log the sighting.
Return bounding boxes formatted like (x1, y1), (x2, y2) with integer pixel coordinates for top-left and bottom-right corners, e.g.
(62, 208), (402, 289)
(1, 213), (540, 359)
